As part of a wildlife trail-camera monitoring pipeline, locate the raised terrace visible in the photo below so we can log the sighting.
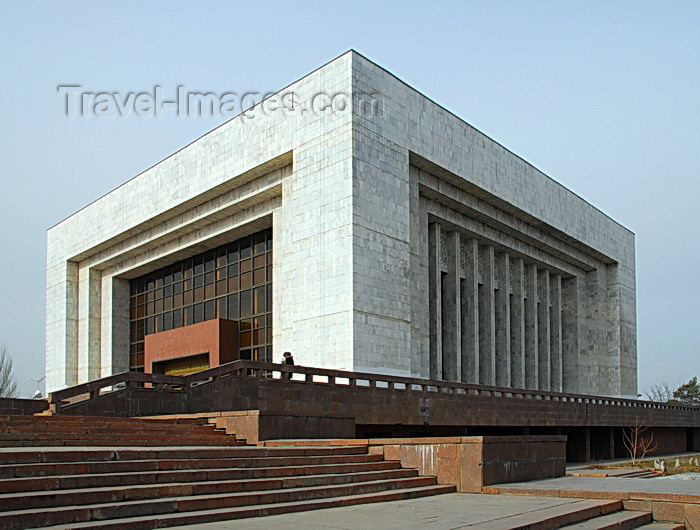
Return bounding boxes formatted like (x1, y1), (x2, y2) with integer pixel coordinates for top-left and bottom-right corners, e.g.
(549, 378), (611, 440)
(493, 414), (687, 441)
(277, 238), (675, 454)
(46, 360), (700, 462)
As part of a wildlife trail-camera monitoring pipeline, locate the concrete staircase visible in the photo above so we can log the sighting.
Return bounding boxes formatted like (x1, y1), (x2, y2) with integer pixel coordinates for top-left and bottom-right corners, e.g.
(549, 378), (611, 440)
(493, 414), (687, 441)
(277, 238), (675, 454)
(559, 508), (683, 529)
(611, 469), (662, 479)
(477, 498), (684, 529)
(483, 487), (689, 529)
(0, 415), (246, 447)
(555, 503), (683, 529)
(0, 444), (454, 529)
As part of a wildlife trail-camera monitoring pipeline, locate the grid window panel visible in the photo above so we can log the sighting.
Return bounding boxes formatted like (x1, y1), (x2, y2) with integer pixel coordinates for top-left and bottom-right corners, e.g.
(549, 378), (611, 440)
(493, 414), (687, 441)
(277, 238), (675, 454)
(128, 228), (272, 371)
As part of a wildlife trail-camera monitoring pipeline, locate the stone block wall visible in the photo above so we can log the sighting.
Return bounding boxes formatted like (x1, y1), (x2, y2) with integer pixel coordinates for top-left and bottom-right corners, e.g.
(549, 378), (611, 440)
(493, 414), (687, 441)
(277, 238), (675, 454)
(0, 398), (49, 415)
(368, 436), (565, 493)
(211, 410), (355, 445)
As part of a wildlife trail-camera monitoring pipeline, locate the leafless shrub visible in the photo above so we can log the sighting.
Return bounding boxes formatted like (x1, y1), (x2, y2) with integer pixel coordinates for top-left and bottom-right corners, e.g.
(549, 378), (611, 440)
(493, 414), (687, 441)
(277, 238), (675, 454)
(623, 417), (657, 466)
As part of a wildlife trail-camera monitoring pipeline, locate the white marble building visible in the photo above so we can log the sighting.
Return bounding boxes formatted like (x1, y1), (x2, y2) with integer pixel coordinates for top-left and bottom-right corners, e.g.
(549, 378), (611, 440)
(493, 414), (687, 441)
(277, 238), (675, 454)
(46, 51), (637, 397)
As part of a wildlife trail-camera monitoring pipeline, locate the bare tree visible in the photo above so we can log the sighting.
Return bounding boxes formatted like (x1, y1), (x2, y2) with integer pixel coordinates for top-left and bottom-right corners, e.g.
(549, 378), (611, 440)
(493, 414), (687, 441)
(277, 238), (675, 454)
(0, 345), (18, 398)
(623, 417), (657, 466)
(644, 381), (674, 402)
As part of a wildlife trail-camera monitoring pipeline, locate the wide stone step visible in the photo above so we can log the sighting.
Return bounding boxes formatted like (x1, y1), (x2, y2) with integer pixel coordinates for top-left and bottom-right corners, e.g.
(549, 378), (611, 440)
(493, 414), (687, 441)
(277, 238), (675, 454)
(3, 418), (214, 428)
(0, 425), (245, 447)
(638, 523), (685, 530)
(560, 509), (653, 529)
(0, 437), (244, 448)
(0, 417), (212, 430)
(0, 444), (368, 465)
(487, 499), (623, 530)
(617, 470), (660, 479)
(0, 477), (444, 529)
(0, 468), (420, 510)
(37, 484), (457, 530)
(0, 452), (384, 479)
(3, 426), (228, 437)
(0, 460), (401, 493)
(0, 416), (239, 447)
(0, 430), (235, 440)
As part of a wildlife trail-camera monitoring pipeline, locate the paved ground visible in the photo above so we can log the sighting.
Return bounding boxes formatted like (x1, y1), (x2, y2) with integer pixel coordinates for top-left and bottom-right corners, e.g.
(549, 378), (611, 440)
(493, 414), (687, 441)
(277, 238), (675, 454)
(165, 493), (601, 529)
(491, 474), (700, 496)
(165, 463), (699, 530)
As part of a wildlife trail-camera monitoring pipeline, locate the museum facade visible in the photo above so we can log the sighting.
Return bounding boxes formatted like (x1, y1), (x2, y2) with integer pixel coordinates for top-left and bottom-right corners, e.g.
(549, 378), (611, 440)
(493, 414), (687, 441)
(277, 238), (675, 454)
(46, 51), (637, 397)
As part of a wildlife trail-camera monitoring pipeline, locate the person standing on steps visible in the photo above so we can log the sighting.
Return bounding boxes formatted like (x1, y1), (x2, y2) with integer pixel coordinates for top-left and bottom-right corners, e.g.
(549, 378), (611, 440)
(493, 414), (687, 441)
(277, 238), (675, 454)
(282, 351), (294, 379)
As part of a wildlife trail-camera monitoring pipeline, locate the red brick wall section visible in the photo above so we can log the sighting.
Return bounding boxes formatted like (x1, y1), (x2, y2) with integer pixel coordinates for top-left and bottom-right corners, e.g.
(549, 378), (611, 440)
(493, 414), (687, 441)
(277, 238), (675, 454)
(218, 319), (239, 364)
(144, 318), (239, 373)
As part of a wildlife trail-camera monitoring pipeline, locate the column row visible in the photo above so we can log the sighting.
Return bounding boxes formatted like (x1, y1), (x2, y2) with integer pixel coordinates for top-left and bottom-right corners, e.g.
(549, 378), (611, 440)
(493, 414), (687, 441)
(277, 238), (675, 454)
(429, 224), (570, 391)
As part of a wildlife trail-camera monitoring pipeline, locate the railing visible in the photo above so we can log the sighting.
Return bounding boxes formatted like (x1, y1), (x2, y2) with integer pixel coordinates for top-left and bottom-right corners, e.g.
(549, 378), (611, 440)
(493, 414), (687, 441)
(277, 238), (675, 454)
(49, 372), (186, 413)
(49, 360), (699, 414)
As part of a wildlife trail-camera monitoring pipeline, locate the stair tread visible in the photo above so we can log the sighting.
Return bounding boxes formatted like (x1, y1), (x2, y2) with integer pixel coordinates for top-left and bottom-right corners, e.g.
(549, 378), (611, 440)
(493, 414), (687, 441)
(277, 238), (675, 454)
(560, 509), (652, 529)
(36, 484), (456, 529)
(486, 499), (622, 529)
(637, 522), (685, 530)
(0, 444), (366, 463)
(0, 469), (420, 509)
(0, 455), (382, 479)
(0, 460), (401, 492)
(0, 476), (441, 517)
(0, 439), (244, 448)
(0, 452), (379, 464)
(0, 424), (455, 529)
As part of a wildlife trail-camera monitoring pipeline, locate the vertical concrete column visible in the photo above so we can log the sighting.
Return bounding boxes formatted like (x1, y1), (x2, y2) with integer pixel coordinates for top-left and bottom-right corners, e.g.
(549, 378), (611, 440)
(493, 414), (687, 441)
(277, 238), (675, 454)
(510, 258), (525, 389)
(100, 276), (131, 378)
(550, 274), (563, 392)
(478, 245), (495, 386)
(77, 266), (102, 384)
(275, 111), (355, 374)
(409, 167), (430, 379)
(616, 262), (638, 396)
(561, 276), (581, 393)
(55, 261), (80, 388)
(441, 231), (461, 381)
(461, 238), (479, 383)
(351, 131), (412, 377)
(428, 222), (442, 380)
(537, 269), (551, 391)
(524, 263), (538, 389)
(585, 268), (610, 395)
(494, 252), (511, 387)
(606, 264), (623, 394)
(584, 427), (592, 462)
(66, 261), (80, 387)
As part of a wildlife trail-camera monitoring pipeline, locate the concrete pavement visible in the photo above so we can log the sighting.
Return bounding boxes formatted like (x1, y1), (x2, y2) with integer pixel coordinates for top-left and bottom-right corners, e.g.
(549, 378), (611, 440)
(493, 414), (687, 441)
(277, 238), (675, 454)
(164, 493), (612, 529)
(165, 466), (699, 529)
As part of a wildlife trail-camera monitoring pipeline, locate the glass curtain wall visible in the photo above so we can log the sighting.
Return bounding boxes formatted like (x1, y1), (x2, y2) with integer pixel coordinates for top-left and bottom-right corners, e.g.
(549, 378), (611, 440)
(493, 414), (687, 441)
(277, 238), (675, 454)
(129, 228), (272, 371)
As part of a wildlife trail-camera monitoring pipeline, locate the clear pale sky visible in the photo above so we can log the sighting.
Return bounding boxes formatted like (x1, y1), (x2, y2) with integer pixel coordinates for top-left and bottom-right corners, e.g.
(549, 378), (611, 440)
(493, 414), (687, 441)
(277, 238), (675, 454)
(0, 1), (697, 398)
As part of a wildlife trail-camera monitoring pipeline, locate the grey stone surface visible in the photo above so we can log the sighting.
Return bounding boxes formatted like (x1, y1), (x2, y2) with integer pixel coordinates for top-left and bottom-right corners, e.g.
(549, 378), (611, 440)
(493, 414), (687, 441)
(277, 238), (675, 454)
(162, 493), (602, 530)
(495, 474), (700, 496)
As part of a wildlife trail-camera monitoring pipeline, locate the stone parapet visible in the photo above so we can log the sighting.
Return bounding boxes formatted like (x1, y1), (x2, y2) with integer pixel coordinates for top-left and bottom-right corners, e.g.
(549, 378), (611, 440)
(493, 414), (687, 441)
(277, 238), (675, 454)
(263, 435), (567, 493)
(0, 398), (49, 416)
